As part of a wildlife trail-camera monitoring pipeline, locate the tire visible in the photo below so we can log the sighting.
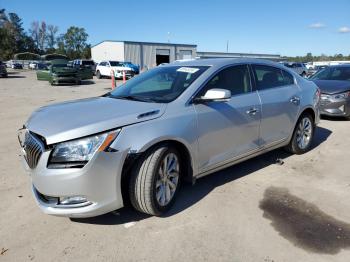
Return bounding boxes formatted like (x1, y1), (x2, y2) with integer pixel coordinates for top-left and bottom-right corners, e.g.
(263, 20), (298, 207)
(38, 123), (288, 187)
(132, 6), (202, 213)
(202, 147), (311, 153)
(285, 113), (315, 154)
(96, 70), (101, 79)
(129, 146), (182, 216)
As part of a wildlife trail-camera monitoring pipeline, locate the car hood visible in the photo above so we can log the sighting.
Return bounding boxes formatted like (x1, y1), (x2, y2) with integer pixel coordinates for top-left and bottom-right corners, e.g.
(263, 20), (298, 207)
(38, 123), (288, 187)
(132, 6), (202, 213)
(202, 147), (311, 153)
(111, 66), (132, 71)
(26, 97), (166, 144)
(311, 80), (350, 94)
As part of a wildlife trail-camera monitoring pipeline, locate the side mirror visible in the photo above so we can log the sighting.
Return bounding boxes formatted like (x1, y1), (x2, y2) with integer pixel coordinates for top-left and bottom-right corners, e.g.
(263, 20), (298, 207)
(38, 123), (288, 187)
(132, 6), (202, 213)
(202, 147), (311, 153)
(194, 88), (231, 103)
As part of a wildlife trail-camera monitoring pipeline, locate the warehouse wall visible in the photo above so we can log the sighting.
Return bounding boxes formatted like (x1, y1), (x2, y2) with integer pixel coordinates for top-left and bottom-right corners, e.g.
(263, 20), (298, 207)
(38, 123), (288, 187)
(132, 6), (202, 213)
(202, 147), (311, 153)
(91, 42), (125, 63)
(124, 43), (141, 66)
(124, 43), (197, 70)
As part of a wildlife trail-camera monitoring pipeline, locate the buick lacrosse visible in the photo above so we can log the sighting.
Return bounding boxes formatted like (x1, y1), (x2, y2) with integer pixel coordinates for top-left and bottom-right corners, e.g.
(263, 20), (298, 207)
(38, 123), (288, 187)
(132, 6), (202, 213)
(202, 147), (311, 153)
(19, 58), (320, 217)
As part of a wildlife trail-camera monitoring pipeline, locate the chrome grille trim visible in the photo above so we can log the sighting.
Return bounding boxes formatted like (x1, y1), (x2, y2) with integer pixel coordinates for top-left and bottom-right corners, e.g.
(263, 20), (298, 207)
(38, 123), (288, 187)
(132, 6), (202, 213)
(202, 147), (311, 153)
(23, 131), (44, 169)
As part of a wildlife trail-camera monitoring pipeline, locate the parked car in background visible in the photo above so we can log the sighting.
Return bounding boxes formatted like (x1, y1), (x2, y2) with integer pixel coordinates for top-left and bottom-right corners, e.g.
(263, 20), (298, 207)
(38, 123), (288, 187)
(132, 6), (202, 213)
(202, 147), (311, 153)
(29, 61), (39, 70)
(95, 61), (134, 79)
(36, 59), (93, 85)
(121, 61), (140, 74)
(283, 62), (308, 77)
(310, 65), (350, 119)
(73, 59), (96, 75)
(19, 58), (320, 218)
(11, 62), (23, 69)
(308, 65), (328, 77)
(0, 61), (8, 77)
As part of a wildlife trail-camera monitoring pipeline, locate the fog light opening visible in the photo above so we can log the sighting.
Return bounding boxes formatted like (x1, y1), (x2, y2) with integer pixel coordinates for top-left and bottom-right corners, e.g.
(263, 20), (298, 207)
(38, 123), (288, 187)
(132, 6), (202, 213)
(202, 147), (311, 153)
(339, 105), (345, 112)
(59, 196), (89, 205)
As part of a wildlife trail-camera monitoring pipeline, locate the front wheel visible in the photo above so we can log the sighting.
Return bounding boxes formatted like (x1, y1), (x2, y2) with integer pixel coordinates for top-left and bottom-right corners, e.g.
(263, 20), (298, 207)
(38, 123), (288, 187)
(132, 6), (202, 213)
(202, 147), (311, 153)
(285, 113), (315, 154)
(129, 146), (181, 216)
(96, 70), (101, 79)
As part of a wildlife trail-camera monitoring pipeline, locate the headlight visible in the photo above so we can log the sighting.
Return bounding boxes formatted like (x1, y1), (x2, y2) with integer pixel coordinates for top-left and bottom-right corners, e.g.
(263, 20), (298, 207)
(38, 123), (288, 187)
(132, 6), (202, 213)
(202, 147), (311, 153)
(50, 130), (120, 164)
(332, 91), (350, 100)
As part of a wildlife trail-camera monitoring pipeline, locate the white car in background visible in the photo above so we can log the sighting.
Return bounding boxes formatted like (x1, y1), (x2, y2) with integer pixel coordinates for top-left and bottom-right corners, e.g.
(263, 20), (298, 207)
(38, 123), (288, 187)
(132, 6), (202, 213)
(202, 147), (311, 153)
(29, 61), (38, 70)
(282, 62), (308, 77)
(95, 61), (134, 79)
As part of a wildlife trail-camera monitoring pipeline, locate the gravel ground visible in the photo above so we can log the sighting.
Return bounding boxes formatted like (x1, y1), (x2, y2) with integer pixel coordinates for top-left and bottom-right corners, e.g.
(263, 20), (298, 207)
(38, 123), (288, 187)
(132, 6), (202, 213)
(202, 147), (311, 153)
(1, 70), (350, 262)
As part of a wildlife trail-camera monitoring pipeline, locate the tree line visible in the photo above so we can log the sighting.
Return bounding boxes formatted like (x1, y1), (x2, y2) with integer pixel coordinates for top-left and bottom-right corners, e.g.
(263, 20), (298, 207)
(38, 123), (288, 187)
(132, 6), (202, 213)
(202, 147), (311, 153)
(284, 52), (350, 63)
(0, 9), (90, 60)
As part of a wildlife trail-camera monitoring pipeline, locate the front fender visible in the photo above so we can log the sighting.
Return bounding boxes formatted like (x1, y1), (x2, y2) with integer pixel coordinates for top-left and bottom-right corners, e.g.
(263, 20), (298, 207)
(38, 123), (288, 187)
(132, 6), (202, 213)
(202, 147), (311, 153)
(109, 106), (199, 175)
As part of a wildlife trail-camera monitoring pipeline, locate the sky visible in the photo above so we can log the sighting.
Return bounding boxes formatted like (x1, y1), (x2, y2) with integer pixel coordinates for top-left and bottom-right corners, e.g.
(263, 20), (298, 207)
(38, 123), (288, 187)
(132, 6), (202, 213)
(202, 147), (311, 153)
(1, 0), (350, 56)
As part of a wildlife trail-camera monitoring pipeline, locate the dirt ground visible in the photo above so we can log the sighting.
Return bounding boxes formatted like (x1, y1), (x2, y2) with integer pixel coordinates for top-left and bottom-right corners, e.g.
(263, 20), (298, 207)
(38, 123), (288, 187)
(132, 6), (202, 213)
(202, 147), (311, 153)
(1, 69), (350, 262)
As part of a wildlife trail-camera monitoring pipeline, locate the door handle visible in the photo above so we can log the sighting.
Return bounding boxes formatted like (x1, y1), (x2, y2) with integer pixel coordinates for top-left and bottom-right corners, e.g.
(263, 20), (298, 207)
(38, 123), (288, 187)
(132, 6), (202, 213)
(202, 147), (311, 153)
(246, 108), (259, 115)
(290, 96), (300, 105)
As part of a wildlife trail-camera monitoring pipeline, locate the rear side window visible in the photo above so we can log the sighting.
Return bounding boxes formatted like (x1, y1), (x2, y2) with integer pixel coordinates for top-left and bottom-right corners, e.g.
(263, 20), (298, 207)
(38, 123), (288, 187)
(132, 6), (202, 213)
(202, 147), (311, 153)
(199, 65), (252, 97)
(252, 65), (293, 90)
(281, 70), (295, 85)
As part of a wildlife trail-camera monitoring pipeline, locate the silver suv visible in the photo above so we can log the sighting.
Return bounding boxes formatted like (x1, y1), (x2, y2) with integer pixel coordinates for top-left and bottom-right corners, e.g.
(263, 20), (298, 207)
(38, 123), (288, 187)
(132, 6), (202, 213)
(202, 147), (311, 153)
(19, 59), (320, 218)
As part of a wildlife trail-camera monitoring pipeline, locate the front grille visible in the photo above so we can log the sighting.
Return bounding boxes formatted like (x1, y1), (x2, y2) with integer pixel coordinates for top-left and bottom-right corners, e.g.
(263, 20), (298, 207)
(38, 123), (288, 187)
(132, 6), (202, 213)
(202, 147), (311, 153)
(57, 74), (76, 78)
(23, 132), (44, 169)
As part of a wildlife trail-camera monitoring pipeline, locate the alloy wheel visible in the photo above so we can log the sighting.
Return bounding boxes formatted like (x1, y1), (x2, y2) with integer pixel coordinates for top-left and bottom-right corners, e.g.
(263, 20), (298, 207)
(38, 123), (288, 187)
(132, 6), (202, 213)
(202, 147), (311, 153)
(296, 117), (312, 149)
(155, 153), (179, 206)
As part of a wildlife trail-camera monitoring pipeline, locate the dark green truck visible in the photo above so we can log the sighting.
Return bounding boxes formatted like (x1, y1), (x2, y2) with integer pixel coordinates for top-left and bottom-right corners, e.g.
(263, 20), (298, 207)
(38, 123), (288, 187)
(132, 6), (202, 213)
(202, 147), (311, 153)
(36, 59), (93, 85)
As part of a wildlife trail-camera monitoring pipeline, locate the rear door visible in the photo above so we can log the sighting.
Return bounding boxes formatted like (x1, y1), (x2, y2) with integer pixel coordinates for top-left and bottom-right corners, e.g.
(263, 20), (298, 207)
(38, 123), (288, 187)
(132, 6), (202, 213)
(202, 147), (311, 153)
(194, 64), (261, 172)
(251, 64), (301, 146)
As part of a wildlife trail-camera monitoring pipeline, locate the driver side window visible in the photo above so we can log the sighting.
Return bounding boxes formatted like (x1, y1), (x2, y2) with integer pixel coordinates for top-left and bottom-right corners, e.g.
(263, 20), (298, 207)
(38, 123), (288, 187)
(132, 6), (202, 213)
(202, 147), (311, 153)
(198, 65), (252, 97)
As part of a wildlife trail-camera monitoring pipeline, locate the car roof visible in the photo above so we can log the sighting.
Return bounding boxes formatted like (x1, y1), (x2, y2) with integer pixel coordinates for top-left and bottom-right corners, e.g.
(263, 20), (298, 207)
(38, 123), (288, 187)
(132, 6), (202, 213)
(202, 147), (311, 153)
(329, 64), (350, 68)
(170, 58), (282, 68)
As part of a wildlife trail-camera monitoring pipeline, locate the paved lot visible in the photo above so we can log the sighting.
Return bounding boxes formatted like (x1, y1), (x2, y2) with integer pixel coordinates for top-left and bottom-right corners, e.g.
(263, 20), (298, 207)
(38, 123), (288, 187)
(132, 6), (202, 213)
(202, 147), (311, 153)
(1, 70), (350, 262)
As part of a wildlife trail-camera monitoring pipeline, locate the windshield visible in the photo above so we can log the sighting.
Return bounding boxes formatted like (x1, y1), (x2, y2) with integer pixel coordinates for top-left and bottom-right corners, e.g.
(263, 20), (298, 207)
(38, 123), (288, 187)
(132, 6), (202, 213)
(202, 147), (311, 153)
(108, 66), (209, 103)
(110, 61), (122, 67)
(310, 66), (350, 81)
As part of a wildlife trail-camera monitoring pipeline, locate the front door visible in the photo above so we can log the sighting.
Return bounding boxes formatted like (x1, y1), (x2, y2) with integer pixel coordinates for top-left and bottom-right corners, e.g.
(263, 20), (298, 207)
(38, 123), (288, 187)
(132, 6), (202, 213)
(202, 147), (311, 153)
(251, 64), (301, 146)
(194, 65), (261, 172)
(36, 68), (50, 81)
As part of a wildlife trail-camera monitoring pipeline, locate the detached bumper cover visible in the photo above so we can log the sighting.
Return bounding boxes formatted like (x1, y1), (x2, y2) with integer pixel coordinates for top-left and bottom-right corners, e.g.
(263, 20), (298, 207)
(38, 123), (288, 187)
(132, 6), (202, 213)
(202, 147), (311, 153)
(21, 148), (128, 218)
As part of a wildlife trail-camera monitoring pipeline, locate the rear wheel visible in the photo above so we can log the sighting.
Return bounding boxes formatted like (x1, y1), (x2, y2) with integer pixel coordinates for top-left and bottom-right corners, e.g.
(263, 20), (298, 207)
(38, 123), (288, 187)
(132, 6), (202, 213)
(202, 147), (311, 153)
(285, 113), (315, 154)
(129, 146), (181, 216)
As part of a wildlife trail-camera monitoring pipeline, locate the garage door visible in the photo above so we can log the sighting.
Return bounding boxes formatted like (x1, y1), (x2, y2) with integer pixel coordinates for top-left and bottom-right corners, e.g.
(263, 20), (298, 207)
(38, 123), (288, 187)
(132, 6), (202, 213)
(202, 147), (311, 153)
(179, 50), (192, 60)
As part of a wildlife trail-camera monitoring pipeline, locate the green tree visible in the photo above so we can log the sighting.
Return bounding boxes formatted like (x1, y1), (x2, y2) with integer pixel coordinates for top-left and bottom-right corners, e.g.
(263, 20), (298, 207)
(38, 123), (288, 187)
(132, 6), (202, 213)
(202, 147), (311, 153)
(63, 26), (89, 59)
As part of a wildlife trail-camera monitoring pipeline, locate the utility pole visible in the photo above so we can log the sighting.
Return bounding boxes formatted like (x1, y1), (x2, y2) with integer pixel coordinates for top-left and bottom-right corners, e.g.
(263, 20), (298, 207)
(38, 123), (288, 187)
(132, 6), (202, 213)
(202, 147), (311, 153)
(167, 32), (170, 43)
(226, 40), (229, 53)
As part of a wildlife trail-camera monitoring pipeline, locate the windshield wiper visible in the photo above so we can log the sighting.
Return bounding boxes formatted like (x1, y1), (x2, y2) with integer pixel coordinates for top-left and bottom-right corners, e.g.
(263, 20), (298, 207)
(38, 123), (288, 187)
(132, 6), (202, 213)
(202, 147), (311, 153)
(111, 95), (154, 102)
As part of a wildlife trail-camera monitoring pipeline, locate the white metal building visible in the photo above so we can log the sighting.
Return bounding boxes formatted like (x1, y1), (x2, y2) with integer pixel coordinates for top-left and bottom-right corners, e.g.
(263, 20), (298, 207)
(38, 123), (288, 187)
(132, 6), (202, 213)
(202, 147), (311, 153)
(91, 40), (197, 70)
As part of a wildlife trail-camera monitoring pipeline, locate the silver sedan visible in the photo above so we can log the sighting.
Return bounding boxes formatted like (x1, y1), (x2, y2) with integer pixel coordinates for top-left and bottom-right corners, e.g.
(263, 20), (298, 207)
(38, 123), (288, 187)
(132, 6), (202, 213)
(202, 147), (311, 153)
(19, 58), (320, 217)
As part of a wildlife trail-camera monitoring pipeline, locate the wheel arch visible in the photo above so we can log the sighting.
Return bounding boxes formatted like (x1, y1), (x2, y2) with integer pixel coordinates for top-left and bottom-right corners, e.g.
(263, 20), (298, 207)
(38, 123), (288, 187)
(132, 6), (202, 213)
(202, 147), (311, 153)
(298, 106), (316, 124)
(120, 138), (195, 206)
